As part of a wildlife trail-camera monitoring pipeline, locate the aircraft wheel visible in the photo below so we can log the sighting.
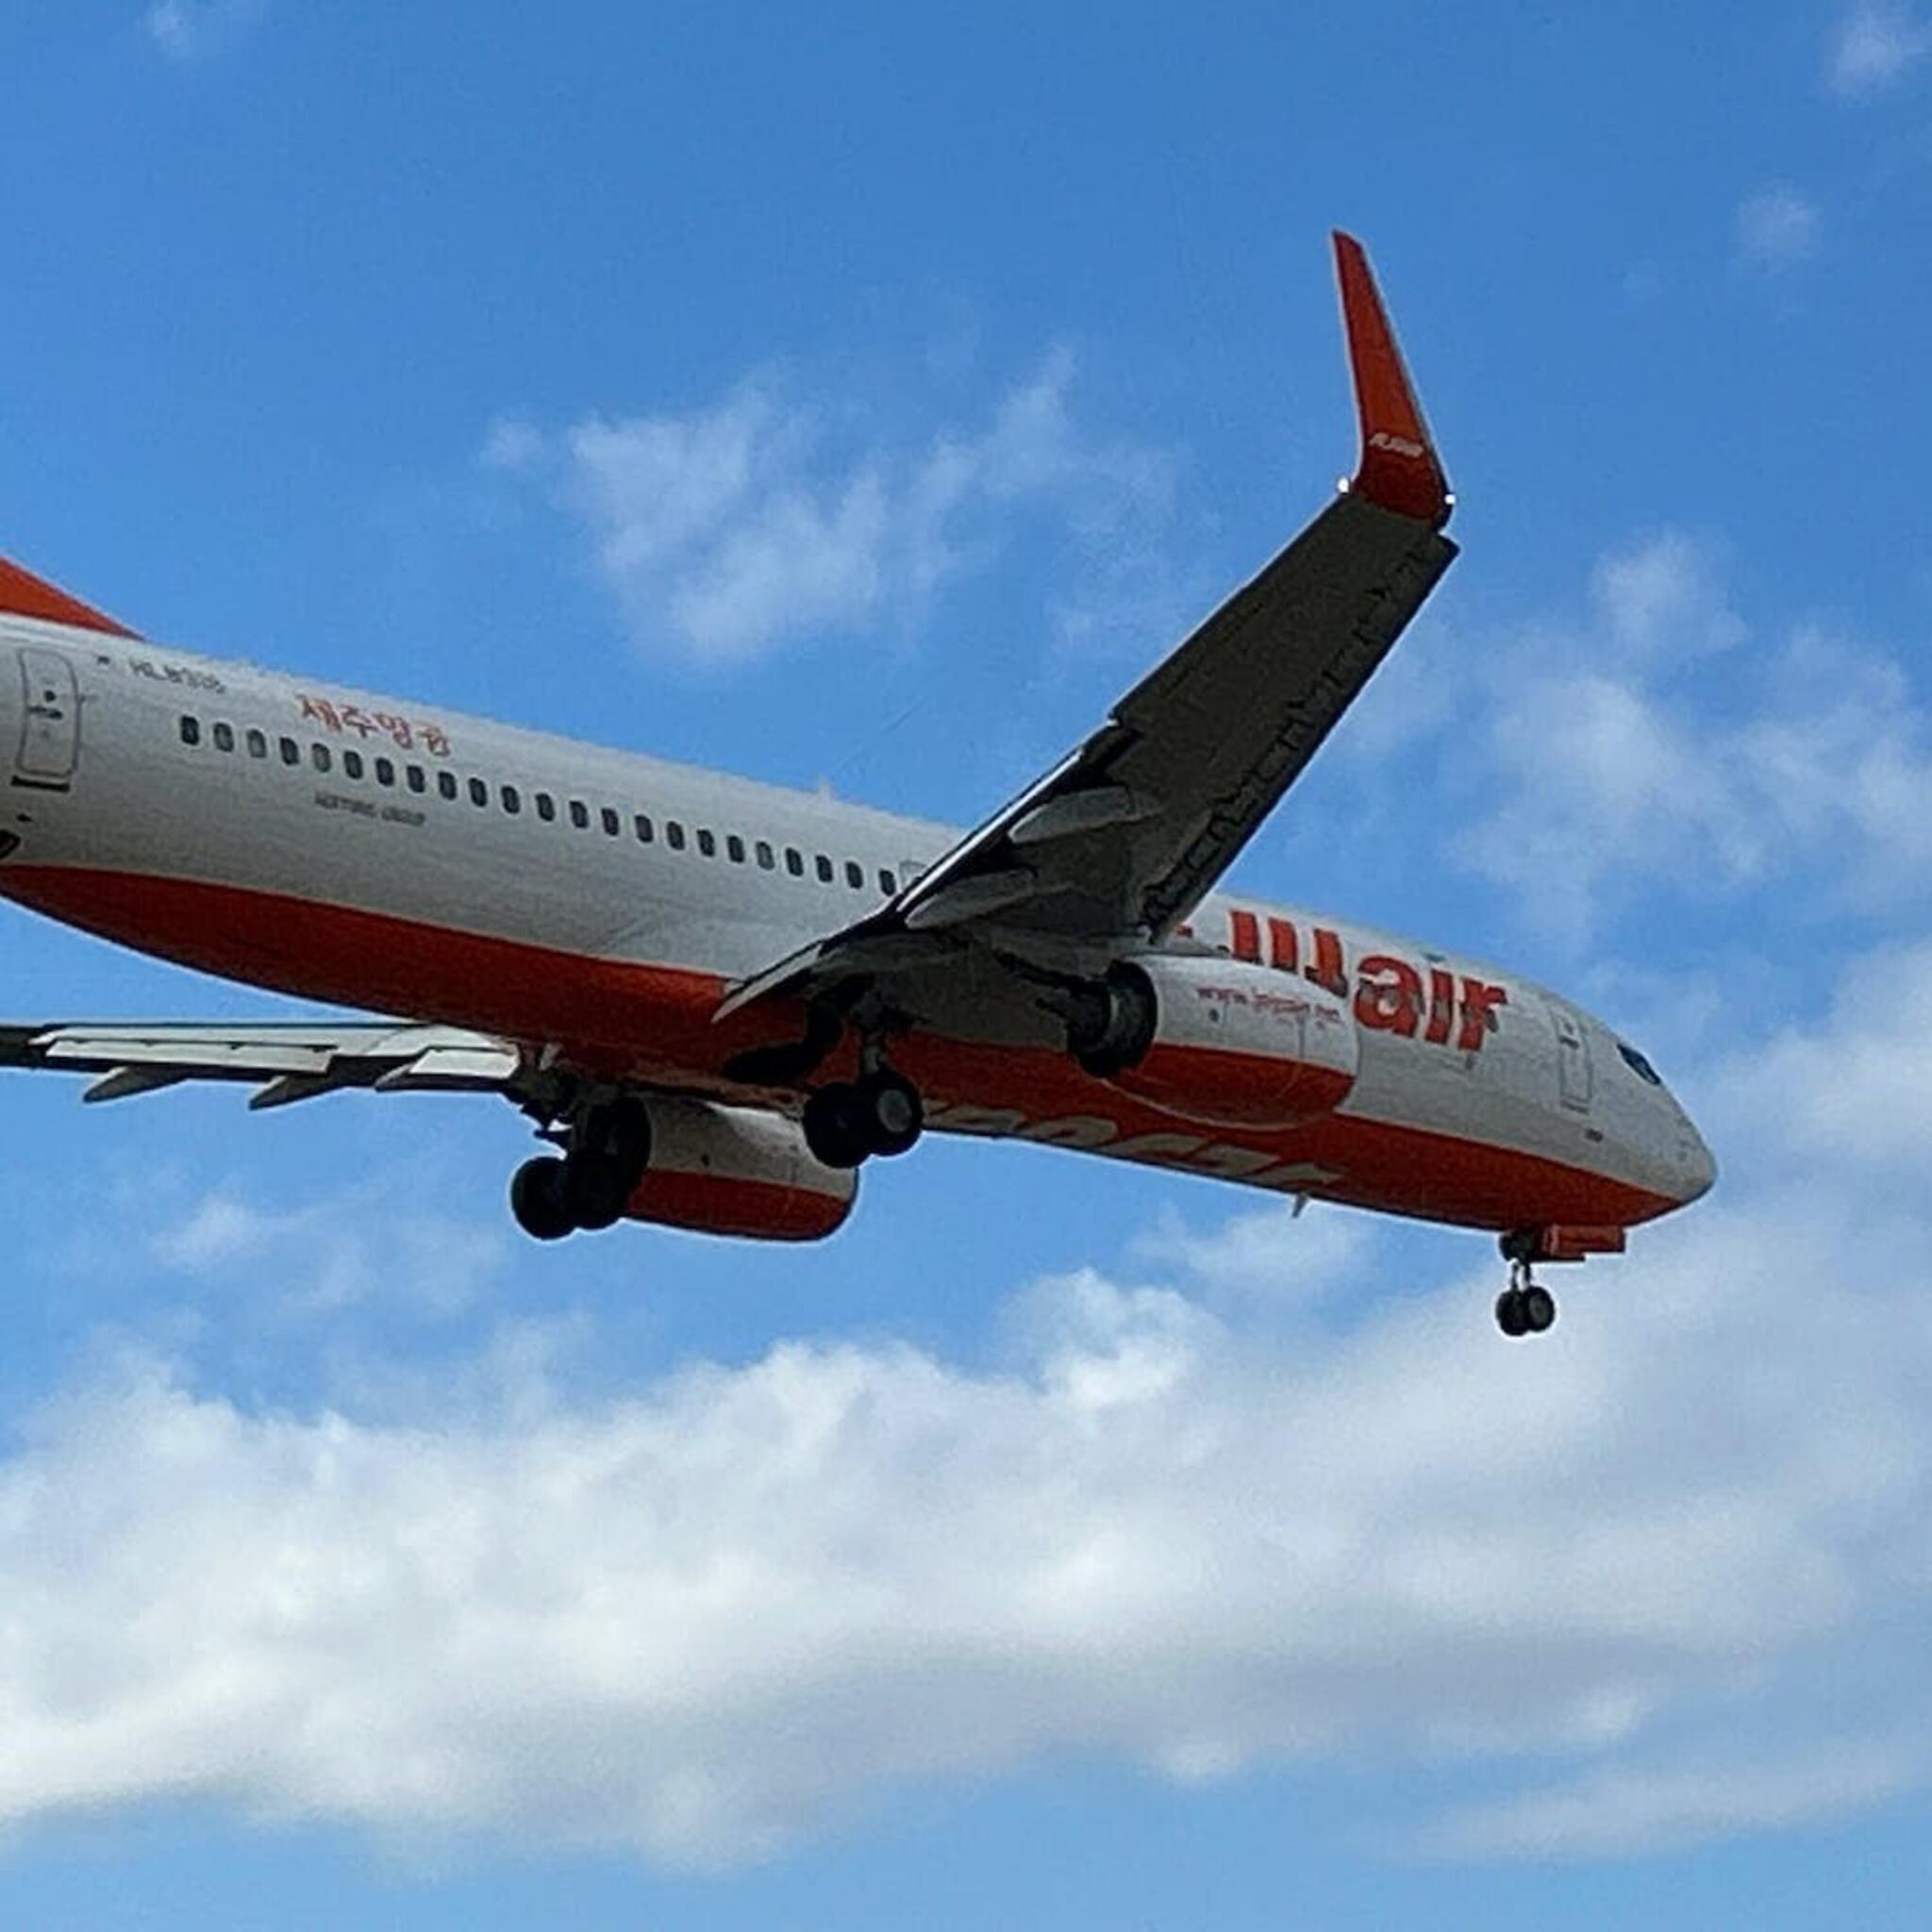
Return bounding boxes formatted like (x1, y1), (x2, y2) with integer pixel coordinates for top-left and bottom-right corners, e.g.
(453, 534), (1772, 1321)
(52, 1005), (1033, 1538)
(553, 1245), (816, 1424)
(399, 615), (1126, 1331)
(802, 1084), (872, 1169)
(565, 1149), (636, 1231)
(510, 1156), (576, 1241)
(1521, 1283), (1557, 1334)
(854, 1069), (924, 1158)
(1493, 1287), (1529, 1339)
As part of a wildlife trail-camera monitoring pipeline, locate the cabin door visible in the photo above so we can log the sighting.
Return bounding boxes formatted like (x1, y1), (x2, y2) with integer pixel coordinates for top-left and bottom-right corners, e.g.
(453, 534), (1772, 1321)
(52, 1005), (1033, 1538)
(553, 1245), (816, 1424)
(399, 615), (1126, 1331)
(1543, 996), (1594, 1113)
(13, 648), (80, 791)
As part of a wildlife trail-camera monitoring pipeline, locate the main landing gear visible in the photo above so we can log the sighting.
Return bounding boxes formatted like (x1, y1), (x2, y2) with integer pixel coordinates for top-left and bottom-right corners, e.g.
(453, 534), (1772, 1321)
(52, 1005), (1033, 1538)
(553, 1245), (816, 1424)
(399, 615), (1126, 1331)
(1494, 1263), (1557, 1339)
(509, 1096), (652, 1241)
(801, 1066), (924, 1171)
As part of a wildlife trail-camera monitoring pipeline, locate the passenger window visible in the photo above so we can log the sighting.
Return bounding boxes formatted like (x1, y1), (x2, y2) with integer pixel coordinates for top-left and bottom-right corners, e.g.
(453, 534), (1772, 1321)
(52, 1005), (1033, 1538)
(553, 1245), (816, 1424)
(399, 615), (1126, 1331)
(406, 764), (426, 794)
(279, 736), (300, 765)
(343, 750), (365, 780)
(468, 776), (488, 808)
(536, 792), (556, 822)
(502, 784), (522, 814)
(815, 854), (834, 884)
(245, 728), (267, 759)
(757, 841), (775, 870)
(438, 770), (458, 801)
(879, 868), (897, 895)
(312, 743), (332, 774)
(667, 821), (686, 851)
(569, 800), (589, 829)
(375, 757), (395, 787)
(726, 834), (745, 863)
(635, 813), (654, 843)
(212, 722), (235, 753)
(601, 807), (620, 837)
(697, 828), (716, 858)
(785, 847), (804, 876)
(179, 716), (201, 746)
(845, 860), (863, 889)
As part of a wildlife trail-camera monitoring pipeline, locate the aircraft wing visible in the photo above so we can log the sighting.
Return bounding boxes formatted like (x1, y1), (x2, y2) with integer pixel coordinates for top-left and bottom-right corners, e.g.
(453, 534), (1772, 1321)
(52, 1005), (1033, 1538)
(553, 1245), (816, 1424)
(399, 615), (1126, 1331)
(720, 234), (1457, 1031)
(0, 1021), (524, 1108)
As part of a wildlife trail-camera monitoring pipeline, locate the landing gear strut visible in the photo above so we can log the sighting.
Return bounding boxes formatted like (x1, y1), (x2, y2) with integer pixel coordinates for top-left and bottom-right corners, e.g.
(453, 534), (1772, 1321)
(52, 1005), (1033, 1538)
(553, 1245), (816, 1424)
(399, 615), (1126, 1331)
(1493, 1255), (1557, 1339)
(509, 1096), (653, 1241)
(802, 1066), (924, 1170)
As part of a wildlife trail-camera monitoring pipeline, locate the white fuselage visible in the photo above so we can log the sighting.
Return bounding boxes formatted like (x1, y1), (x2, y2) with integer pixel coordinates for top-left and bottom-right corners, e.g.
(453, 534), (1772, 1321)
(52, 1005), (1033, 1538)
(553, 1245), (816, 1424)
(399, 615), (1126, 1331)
(0, 617), (1716, 1239)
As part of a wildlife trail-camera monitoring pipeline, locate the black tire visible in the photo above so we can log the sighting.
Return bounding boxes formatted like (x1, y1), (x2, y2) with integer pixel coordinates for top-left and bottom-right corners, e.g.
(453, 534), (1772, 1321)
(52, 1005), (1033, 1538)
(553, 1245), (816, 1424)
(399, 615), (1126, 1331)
(565, 1149), (635, 1231)
(509, 1156), (576, 1241)
(1494, 1287), (1529, 1339)
(854, 1069), (924, 1158)
(802, 1084), (871, 1169)
(1521, 1283), (1557, 1334)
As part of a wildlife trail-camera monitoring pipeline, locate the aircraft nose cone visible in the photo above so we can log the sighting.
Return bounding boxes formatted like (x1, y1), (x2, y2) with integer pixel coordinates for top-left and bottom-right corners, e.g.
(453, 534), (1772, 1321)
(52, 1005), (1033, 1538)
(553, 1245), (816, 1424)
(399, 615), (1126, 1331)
(1678, 1122), (1718, 1205)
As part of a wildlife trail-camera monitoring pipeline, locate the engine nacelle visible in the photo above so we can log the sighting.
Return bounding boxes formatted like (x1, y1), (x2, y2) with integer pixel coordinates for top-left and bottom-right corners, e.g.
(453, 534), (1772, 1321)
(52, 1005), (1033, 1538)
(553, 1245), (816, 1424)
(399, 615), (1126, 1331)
(1065, 955), (1358, 1132)
(625, 1096), (857, 1241)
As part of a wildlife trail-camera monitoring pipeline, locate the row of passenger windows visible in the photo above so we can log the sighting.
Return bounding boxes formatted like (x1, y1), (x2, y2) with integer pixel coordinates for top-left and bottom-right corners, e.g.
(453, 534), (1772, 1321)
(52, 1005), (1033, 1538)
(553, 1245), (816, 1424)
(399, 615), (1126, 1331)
(178, 714), (901, 895)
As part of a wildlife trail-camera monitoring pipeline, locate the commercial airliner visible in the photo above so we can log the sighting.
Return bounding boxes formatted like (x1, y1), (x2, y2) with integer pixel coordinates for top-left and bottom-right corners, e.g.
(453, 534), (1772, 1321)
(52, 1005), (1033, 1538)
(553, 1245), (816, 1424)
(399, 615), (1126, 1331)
(0, 235), (1713, 1337)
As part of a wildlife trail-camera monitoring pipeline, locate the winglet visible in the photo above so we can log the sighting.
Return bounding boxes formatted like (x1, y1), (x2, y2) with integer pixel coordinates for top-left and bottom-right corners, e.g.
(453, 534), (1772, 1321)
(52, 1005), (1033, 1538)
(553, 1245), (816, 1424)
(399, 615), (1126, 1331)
(0, 554), (139, 639)
(1332, 232), (1452, 529)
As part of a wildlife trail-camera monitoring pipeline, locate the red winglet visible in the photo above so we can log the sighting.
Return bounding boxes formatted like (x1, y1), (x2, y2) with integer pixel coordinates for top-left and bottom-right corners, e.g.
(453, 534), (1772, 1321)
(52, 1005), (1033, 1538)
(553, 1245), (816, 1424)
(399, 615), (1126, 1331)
(1332, 232), (1452, 529)
(0, 553), (139, 639)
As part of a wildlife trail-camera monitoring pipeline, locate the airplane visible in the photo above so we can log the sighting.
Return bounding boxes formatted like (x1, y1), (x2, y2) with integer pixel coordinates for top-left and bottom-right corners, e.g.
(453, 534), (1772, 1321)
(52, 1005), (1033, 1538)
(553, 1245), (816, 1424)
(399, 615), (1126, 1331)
(0, 233), (1714, 1339)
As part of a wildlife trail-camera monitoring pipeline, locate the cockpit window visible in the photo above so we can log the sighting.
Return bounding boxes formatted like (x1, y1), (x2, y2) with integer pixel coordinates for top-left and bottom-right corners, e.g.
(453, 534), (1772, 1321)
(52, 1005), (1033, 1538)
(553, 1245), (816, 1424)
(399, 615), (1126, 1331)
(1618, 1041), (1663, 1087)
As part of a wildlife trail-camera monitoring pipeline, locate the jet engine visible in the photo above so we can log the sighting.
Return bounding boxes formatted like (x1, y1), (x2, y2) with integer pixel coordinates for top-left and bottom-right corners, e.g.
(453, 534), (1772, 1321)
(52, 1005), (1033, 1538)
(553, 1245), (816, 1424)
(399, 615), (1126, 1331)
(1064, 955), (1358, 1132)
(625, 1095), (857, 1241)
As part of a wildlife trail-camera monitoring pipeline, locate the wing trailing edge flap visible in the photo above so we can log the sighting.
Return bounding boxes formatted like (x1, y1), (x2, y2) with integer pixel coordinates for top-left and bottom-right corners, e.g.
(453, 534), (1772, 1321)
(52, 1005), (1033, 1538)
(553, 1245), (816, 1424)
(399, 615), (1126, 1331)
(0, 1022), (524, 1109)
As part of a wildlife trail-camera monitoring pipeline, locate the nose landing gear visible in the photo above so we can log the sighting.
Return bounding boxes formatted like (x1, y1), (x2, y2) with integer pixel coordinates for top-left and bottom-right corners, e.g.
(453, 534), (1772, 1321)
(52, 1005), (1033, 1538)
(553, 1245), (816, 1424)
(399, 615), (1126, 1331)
(1493, 1258), (1557, 1338)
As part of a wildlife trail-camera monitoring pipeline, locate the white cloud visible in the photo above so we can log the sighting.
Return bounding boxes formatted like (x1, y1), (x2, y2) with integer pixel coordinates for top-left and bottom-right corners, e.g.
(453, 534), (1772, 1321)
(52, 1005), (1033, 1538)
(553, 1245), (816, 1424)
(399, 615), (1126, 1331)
(1734, 185), (1822, 271)
(1129, 1198), (1373, 1313)
(1424, 1743), (1923, 1859)
(1715, 939), (1932, 1172)
(1422, 533), (1932, 942)
(1828, 2), (1932, 94)
(1590, 530), (1745, 660)
(492, 357), (1172, 664)
(142, 0), (263, 60)
(150, 1191), (275, 1270)
(150, 1184), (507, 1321)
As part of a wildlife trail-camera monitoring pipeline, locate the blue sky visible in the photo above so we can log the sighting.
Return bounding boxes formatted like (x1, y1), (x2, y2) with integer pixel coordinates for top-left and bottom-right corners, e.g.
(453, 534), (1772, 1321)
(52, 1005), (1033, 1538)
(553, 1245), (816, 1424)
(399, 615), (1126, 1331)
(3, 2), (1932, 1924)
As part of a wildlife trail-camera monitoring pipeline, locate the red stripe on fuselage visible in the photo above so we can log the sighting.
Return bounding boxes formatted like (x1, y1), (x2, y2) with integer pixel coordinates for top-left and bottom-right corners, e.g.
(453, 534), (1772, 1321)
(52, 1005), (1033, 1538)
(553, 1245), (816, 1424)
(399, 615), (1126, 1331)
(0, 864), (1677, 1234)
